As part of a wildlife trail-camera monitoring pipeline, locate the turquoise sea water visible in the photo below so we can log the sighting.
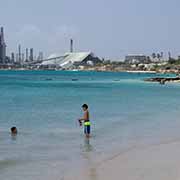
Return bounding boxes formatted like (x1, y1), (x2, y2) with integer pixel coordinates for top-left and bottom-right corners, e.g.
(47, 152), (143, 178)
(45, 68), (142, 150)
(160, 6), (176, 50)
(1, 70), (180, 180)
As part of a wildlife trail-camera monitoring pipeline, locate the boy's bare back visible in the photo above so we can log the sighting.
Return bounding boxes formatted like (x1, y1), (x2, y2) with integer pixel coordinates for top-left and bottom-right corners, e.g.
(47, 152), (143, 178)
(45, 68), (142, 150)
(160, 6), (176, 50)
(83, 110), (89, 122)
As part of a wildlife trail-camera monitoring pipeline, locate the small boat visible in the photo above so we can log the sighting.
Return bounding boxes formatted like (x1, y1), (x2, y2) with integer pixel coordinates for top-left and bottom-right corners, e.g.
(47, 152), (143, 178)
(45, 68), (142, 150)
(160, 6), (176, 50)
(45, 78), (53, 81)
(72, 79), (78, 81)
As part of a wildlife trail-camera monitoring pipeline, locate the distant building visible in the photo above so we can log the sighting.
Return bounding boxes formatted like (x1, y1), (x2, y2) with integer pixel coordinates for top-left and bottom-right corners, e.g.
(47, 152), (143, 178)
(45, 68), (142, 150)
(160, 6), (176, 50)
(0, 27), (6, 64)
(125, 54), (151, 64)
(40, 52), (102, 69)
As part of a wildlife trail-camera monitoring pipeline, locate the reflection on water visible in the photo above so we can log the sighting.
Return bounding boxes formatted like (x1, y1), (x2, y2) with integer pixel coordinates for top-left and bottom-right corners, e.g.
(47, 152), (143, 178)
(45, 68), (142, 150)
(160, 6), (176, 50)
(84, 138), (93, 152)
(88, 167), (98, 180)
(11, 134), (17, 141)
(80, 138), (98, 180)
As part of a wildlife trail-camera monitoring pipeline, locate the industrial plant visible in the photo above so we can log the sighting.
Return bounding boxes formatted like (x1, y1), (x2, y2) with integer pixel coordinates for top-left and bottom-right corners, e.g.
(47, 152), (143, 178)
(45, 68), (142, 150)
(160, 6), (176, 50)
(1, 26), (180, 74)
(0, 27), (102, 70)
(0, 26), (44, 68)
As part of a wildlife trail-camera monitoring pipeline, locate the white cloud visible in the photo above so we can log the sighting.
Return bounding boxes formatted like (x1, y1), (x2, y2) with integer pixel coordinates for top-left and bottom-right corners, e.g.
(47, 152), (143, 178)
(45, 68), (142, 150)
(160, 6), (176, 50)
(7, 24), (79, 58)
(55, 25), (79, 38)
(17, 24), (41, 35)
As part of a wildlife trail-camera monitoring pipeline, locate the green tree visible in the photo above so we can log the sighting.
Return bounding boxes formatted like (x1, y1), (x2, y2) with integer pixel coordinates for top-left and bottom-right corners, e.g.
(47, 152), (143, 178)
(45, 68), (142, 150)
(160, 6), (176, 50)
(152, 53), (156, 59)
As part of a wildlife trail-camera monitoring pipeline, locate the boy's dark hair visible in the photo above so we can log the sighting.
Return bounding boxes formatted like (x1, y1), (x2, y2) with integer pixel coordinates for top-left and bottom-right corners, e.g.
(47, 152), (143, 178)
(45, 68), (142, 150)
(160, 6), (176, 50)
(82, 104), (88, 109)
(11, 127), (17, 132)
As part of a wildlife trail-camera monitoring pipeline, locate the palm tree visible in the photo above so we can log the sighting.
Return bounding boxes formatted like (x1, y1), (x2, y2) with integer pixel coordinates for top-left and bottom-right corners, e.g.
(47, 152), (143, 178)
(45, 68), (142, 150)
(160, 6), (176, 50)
(152, 53), (156, 59)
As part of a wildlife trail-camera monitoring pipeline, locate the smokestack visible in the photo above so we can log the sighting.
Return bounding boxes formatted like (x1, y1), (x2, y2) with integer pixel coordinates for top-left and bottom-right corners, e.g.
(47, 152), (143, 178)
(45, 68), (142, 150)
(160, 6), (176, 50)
(11, 52), (15, 63)
(18, 44), (21, 62)
(70, 39), (73, 53)
(26, 48), (28, 61)
(0, 27), (6, 64)
(0, 27), (4, 42)
(22, 53), (25, 62)
(30, 48), (33, 61)
(168, 51), (171, 60)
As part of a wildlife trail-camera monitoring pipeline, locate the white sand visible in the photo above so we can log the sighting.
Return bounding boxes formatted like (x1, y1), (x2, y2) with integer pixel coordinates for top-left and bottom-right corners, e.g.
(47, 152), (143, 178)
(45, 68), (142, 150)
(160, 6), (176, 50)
(65, 140), (180, 180)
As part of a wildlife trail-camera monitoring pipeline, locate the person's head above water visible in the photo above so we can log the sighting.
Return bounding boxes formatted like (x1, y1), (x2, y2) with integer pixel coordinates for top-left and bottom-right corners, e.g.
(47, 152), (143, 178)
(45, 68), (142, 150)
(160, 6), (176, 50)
(11, 127), (18, 135)
(82, 104), (88, 111)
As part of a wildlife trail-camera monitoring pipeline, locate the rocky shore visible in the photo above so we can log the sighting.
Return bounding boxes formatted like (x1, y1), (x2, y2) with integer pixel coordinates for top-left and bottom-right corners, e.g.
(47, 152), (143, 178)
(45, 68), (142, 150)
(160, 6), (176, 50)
(144, 77), (180, 84)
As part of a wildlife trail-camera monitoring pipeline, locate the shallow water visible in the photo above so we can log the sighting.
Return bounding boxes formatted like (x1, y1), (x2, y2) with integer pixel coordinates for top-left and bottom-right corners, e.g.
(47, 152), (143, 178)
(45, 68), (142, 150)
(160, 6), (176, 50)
(0, 70), (180, 179)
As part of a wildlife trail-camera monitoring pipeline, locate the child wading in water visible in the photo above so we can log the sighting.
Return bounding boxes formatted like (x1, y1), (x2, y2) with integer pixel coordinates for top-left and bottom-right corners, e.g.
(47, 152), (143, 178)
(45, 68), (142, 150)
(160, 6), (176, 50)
(78, 104), (91, 138)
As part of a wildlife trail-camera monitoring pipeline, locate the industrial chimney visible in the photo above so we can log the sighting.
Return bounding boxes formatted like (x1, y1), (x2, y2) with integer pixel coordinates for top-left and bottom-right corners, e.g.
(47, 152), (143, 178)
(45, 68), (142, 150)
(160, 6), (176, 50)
(70, 39), (73, 53)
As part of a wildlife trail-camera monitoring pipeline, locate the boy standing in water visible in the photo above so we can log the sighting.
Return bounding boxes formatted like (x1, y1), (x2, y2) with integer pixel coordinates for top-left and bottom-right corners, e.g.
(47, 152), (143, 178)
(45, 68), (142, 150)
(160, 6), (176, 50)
(79, 104), (91, 138)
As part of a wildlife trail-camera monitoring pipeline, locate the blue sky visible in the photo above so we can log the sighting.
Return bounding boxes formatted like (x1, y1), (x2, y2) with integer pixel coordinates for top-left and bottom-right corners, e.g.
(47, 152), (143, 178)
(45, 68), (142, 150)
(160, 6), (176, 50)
(1, 0), (180, 59)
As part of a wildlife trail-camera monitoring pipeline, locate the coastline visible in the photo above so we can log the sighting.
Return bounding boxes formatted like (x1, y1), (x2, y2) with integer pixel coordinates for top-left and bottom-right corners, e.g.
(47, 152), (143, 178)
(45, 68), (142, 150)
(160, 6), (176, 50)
(65, 140), (180, 180)
(0, 68), (157, 73)
(126, 70), (156, 74)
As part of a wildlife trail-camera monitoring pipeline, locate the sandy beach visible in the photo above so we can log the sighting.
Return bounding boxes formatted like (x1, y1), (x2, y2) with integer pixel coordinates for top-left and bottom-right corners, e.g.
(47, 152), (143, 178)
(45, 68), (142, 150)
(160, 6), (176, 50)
(66, 139), (180, 180)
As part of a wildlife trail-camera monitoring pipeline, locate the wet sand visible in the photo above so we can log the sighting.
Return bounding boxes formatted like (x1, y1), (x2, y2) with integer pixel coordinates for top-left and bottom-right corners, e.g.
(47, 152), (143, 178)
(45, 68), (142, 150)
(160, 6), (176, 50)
(65, 140), (180, 180)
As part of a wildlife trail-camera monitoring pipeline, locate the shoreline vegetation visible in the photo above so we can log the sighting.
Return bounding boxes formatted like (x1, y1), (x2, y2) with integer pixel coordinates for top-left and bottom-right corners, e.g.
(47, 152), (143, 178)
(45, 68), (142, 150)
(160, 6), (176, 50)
(1, 59), (180, 75)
